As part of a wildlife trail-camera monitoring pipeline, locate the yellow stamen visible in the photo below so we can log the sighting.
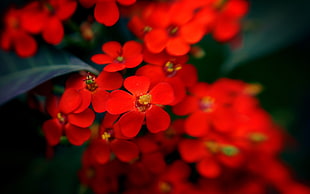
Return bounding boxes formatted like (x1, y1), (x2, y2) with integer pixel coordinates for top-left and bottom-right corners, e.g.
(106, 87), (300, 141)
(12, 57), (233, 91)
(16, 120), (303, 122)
(138, 94), (152, 105)
(200, 96), (215, 112)
(205, 141), (220, 153)
(159, 181), (172, 193)
(101, 132), (111, 141)
(249, 132), (267, 143)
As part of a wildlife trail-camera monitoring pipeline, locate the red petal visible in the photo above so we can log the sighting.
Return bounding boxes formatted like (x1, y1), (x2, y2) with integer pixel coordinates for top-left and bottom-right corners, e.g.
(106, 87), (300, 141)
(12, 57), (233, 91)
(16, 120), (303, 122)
(135, 65), (165, 85)
(178, 139), (206, 162)
(42, 16), (64, 45)
(185, 111), (209, 137)
(144, 29), (168, 53)
(142, 152), (166, 174)
(96, 71), (123, 90)
(149, 82), (174, 105)
(111, 139), (139, 162)
(0, 31), (12, 50)
(101, 113), (120, 129)
(145, 106), (170, 133)
(118, 111), (144, 138)
(65, 74), (84, 90)
(79, 0), (96, 8)
(166, 78), (185, 105)
(91, 54), (113, 64)
(102, 41), (122, 57)
(135, 136), (159, 154)
(103, 63), (126, 72)
(65, 124), (91, 145)
(68, 108), (95, 128)
(177, 64), (198, 87)
(92, 89), (110, 113)
(122, 41), (142, 59)
(172, 96), (198, 116)
(223, 0), (249, 18)
(14, 32), (37, 57)
(56, 1), (77, 20)
(73, 89), (91, 113)
(180, 22), (205, 44)
(59, 88), (81, 114)
(197, 158), (221, 178)
(21, 5), (47, 34)
(91, 140), (111, 164)
(117, 0), (136, 6)
(166, 38), (190, 56)
(213, 20), (240, 42)
(94, 2), (119, 26)
(124, 76), (150, 96)
(122, 55), (143, 68)
(46, 95), (60, 117)
(106, 90), (135, 114)
(42, 119), (62, 146)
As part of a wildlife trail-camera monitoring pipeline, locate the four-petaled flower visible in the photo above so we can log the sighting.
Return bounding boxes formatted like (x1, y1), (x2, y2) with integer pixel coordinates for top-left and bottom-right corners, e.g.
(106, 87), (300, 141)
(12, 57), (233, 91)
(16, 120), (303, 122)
(42, 88), (95, 146)
(91, 41), (143, 72)
(66, 71), (123, 113)
(106, 76), (174, 137)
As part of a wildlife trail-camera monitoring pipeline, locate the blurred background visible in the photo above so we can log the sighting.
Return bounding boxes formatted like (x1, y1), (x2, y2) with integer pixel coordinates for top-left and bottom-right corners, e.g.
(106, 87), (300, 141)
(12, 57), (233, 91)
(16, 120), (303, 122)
(0, 0), (310, 193)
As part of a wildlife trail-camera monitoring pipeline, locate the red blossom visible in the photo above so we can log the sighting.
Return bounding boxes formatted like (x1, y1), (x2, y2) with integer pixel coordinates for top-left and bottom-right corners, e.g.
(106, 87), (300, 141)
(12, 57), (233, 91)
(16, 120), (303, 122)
(91, 41), (143, 72)
(106, 76), (174, 137)
(79, 0), (136, 26)
(66, 71), (123, 113)
(129, 2), (212, 55)
(89, 113), (139, 164)
(212, 0), (249, 42)
(42, 89), (95, 146)
(40, 0), (77, 44)
(136, 50), (197, 104)
(0, 7), (37, 57)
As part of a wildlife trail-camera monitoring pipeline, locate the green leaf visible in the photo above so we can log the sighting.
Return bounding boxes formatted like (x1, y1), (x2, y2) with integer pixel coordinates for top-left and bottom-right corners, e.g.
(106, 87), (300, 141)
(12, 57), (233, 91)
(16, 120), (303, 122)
(221, 0), (310, 73)
(0, 45), (99, 105)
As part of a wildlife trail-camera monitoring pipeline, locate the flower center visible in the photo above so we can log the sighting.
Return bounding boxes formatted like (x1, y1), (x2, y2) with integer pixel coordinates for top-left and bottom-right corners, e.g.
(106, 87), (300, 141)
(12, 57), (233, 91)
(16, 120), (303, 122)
(214, 0), (228, 9)
(249, 132), (267, 143)
(204, 141), (220, 153)
(101, 128), (114, 142)
(8, 17), (19, 29)
(57, 112), (67, 124)
(158, 181), (172, 193)
(199, 96), (215, 112)
(221, 145), (239, 156)
(163, 61), (182, 77)
(143, 26), (152, 33)
(84, 73), (98, 92)
(136, 94), (152, 112)
(167, 25), (179, 37)
(116, 56), (124, 62)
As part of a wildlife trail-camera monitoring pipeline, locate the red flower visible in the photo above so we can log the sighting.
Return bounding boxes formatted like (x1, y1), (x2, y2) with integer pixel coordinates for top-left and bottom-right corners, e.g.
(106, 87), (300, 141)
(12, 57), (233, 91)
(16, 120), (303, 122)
(178, 133), (244, 178)
(66, 71), (123, 113)
(89, 113), (139, 164)
(42, 88), (95, 146)
(91, 41), (143, 72)
(129, 2), (210, 55)
(0, 7), (37, 57)
(41, 0), (77, 44)
(212, 0), (249, 42)
(106, 76), (174, 137)
(173, 82), (236, 137)
(136, 50), (197, 104)
(79, 0), (136, 26)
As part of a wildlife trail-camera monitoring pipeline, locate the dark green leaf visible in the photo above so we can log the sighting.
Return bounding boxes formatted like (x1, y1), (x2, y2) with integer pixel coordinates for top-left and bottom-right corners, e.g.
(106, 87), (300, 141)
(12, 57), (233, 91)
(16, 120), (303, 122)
(0, 45), (99, 105)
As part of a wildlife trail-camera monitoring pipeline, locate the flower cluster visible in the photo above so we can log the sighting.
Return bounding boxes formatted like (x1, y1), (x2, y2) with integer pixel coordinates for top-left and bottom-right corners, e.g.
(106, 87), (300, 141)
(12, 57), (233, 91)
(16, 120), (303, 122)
(2, 0), (309, 193)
